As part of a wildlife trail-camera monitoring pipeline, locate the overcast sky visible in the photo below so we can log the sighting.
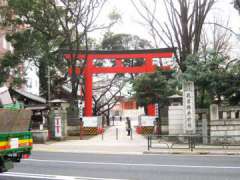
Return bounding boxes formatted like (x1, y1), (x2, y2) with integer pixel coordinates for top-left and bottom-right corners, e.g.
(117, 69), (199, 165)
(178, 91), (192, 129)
(91, 0), (240, 56)
(99, 0), (240, 36)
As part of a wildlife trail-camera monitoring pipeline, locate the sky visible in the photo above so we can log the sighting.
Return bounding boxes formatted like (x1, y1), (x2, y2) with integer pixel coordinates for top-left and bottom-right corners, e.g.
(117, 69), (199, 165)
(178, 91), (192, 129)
(99, 0), (240, 35)
(91, 0), (240, 57)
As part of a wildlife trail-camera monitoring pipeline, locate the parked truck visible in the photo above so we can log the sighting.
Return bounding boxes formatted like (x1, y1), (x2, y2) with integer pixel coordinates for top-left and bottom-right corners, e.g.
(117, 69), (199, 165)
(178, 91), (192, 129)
(0, 104), (33, 172)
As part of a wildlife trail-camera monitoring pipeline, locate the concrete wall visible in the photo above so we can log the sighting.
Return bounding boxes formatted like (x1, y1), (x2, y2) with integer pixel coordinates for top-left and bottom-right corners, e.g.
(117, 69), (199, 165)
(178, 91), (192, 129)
(168, 106), (184, 135)
(32, 130), (48, 144)
(67, 125), (80, 136)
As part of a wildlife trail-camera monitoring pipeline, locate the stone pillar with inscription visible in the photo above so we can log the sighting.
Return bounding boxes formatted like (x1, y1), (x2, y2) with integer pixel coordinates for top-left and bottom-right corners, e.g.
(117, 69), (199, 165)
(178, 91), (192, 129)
(210, 104), (219, 121)
(183, 81), (196, 134)
(202, 113), (208, 144)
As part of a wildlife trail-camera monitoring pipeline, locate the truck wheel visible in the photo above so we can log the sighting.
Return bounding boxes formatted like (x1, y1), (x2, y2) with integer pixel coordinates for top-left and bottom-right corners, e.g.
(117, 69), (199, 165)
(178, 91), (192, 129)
(0, 166), (7, 173)
(13, 153), (22, 163)
(0, 163), (7, 173)
(0, 160), (4, 173)
(0, 158), (13, 172)
(17, 153), (22, 162)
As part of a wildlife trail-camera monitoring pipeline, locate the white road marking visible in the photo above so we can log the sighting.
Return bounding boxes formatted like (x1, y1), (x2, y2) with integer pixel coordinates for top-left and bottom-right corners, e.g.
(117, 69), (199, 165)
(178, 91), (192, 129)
(143, 153), (240, 157)
(0, 172), (128, 180)
(25, 158), (240, 169)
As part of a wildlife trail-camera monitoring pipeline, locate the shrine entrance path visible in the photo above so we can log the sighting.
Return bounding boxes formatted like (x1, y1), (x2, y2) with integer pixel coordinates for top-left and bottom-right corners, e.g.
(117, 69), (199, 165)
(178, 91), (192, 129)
(33, 119), (147, 154)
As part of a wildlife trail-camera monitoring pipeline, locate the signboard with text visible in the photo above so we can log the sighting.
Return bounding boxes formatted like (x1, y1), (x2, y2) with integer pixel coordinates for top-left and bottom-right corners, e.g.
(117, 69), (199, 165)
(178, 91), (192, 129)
(183, 81), (196, 134)
(140, 116), (156, 126)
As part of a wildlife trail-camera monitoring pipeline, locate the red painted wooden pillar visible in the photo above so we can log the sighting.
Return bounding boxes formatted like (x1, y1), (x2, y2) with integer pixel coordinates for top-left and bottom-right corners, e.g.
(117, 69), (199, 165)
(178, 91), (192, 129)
(147, 104), (155, 116)
(84, 57), (93, 116)
(146, 55), (156, 116)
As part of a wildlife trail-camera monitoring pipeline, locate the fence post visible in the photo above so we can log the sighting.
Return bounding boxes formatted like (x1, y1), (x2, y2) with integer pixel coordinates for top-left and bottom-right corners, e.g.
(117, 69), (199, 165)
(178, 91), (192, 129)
(188, 136), (191, 151)
(189, 136), (194, 152)
(150, 135), (152, 148)
(192, 136), (194, 152)
(147, 136), (150, 151)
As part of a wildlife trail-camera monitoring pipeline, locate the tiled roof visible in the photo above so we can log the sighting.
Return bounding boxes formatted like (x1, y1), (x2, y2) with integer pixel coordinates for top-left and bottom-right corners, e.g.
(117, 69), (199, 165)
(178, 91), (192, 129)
(13, 88), (46, 104)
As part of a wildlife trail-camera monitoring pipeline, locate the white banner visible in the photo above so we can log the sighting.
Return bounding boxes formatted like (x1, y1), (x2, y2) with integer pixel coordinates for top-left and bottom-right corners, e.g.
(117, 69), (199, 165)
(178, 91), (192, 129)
(140, 116), (156, 126)
(54, 116), (62, 137)
(83, 117), (99, 127)
(183, 81), (196, 134)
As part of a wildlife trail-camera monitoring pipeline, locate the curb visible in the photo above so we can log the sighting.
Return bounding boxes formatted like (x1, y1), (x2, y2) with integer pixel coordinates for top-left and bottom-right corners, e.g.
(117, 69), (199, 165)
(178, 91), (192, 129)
(32, 148), (144, 155)
(143, 151), (240, 156)
(33, 148), (240, 156)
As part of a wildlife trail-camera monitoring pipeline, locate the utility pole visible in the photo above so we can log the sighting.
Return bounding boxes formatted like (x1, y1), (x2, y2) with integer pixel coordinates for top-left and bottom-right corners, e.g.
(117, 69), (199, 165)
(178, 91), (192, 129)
(47, 65), (51, 106)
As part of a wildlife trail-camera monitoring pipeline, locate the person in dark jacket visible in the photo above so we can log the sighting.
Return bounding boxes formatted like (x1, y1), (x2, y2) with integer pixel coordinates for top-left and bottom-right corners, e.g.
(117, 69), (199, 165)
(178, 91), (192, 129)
(126, 117), (131, 136)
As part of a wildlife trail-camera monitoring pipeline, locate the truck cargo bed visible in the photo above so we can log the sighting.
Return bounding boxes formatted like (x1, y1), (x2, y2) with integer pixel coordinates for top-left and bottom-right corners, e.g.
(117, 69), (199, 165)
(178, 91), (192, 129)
(0, 109), (33, 172)
(0, 109), (32, 132)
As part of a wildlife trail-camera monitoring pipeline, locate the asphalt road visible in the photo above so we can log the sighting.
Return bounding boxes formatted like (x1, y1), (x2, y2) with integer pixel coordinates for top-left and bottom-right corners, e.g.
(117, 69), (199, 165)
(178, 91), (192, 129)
(1, 151), (240, 180)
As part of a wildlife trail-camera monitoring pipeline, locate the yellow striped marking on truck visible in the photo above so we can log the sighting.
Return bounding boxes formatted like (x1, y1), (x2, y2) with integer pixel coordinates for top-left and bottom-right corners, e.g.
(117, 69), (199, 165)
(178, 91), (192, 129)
(0, 139), (32, 150)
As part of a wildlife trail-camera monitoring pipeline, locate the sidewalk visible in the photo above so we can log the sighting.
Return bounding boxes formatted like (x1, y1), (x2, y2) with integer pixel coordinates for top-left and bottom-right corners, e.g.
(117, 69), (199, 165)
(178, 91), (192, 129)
(33, 120), (240, 155)
(33, 120), (148, 154)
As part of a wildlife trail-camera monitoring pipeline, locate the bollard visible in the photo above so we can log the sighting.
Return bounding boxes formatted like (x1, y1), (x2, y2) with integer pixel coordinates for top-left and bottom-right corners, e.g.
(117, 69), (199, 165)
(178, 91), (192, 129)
(116, 128), (118, 140)
(130, 128), (133, 140)
(101, 130), (104, 140)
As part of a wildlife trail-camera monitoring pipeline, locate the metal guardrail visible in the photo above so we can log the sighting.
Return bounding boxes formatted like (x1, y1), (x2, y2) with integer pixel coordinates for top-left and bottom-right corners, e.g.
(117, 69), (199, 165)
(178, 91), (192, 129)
(147, 135), (240, 151)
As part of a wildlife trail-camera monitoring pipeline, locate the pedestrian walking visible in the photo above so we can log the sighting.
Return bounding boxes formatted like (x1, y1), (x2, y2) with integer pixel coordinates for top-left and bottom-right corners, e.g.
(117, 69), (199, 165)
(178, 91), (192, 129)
(126, 117), (131, 136)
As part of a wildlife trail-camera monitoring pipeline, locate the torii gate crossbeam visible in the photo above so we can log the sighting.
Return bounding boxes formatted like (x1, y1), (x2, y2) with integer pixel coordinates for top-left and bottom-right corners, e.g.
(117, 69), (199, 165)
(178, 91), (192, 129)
(64, 48), (175, 116)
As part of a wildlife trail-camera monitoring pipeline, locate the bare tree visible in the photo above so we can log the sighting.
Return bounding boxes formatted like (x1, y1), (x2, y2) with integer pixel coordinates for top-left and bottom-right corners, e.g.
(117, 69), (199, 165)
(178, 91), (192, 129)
(200, 18), (232, 57)
(49, 0), (109, 100)
(234, 0), (240, 13)
(92, 74), (128, 120)
(131, 0), (215, 71)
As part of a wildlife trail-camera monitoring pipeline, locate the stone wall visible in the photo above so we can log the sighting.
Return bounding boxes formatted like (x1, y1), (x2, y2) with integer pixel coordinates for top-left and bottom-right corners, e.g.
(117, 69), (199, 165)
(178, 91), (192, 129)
(32, 130), (48, 143)
(168, 103), (240, 144)
(195, 109), (209, 144)
(210, 105), (240, 143)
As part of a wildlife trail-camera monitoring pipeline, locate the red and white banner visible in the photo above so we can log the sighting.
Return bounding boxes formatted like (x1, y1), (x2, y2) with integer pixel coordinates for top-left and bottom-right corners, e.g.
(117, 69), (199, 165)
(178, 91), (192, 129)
(54, 116), (62, 137)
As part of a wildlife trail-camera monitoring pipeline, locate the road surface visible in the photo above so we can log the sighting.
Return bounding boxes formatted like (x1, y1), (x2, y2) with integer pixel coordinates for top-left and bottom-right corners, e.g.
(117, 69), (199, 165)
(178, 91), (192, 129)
(1, 151), (240, 180)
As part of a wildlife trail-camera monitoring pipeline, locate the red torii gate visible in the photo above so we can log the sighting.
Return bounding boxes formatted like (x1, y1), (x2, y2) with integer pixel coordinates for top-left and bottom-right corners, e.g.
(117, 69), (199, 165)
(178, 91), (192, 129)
(64, 48), (175, 116)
